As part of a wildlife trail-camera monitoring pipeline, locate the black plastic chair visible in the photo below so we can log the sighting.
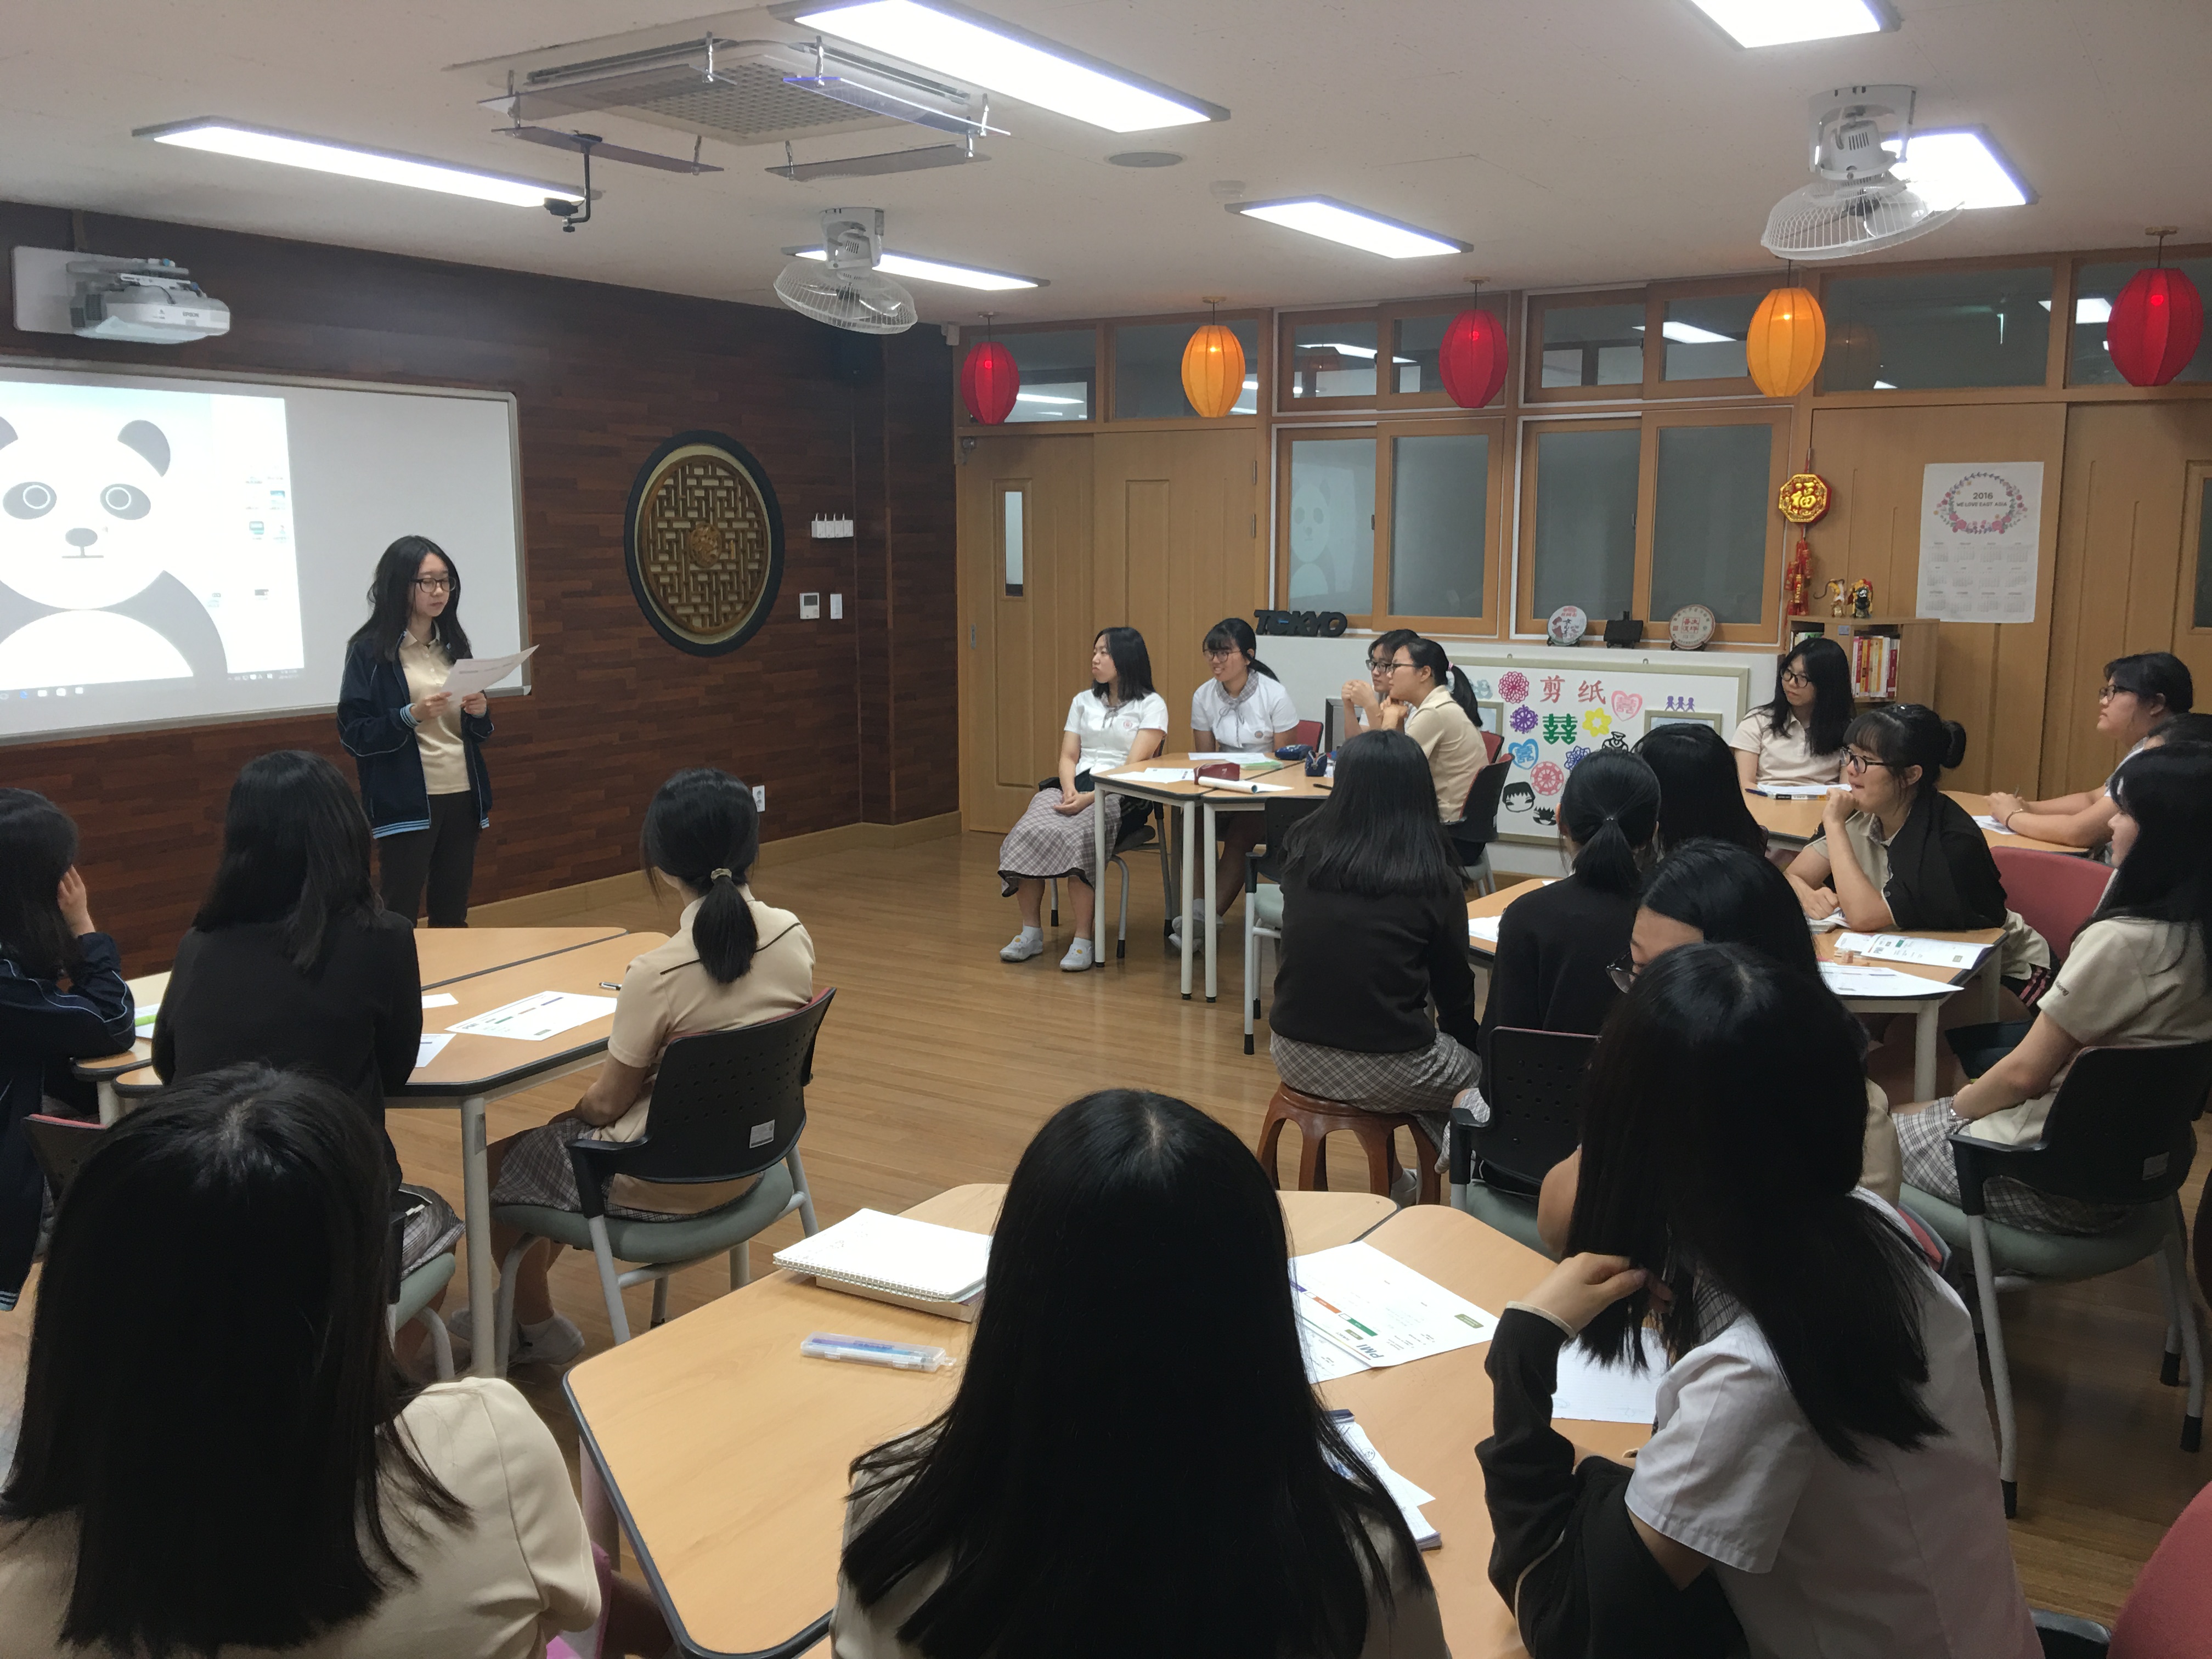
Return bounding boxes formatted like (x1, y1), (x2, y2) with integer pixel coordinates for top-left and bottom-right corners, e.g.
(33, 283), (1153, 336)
(492, 988), (835, 1361)
(1451, 759), (1514, 895)
(1900, 1041), (2212, 1517)
(1447, 1027), (1593, 1255)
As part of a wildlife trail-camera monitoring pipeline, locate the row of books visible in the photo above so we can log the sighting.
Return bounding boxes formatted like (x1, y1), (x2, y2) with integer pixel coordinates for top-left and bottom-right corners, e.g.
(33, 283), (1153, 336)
(1848, 631), (1901, 700)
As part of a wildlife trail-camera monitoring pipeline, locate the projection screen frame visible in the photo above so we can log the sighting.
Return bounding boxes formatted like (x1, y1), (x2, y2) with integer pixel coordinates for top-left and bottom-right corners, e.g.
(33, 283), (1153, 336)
(0, 354), (529, 747)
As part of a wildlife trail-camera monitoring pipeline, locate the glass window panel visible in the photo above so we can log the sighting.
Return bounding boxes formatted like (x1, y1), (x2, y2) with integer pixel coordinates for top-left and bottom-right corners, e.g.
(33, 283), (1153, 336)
(2068, 258), (2212, 386)
(1531, 427), (1639, 620)
(1540, 303), (1645, 387)
(1002, 489), (1024, 596)
(1650, 425), (1773, 624)
(982, 329), (1096, 422)
(1286, 438), (1376, 612)
(1818, 267), (2054, 391)
(1660, 292), (1759, 381)
(2196, 476), (2212, 629)
(1389, 433), (1486, 617)
(1391, 312), (1456, 396)
(1289, 319), (1378, 399)
(1112, 319), (1261, 418)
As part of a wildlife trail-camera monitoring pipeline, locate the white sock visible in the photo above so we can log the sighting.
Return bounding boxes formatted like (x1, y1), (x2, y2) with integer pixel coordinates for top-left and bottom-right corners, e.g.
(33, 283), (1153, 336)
(1018, 924), (1042, 942)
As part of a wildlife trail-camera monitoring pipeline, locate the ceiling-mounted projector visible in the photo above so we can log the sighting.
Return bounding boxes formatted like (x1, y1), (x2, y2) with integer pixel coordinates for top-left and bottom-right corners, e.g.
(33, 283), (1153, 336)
(10, 249), (232, 345)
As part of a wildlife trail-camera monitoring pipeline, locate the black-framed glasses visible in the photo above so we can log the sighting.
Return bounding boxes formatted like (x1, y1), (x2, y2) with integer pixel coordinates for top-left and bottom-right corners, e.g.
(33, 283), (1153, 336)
(1385, 658), (1418, 674)
(1204, 646), (1239, 661)
(2098, 683), (2130, 702)
(1606, 955), (1635, 994)
(1780, 669), (1810, 687)
(413, 575), (454, 592)
(1841, 749), (1892, 774)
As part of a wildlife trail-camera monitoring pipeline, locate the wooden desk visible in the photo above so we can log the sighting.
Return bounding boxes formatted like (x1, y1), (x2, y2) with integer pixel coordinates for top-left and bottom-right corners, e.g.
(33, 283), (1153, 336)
(1747, 788), (2085, 856)
(567, 1187), (1531, 1659)
(1466, 885), (1998, 1099)
(1091, 754), (1331, 1003)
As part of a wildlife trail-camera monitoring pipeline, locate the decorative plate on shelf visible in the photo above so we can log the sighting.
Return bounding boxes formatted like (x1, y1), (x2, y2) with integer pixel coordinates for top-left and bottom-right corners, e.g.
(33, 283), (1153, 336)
(1669, 603), (1716, 651)
(1547, 604), (1588, 646)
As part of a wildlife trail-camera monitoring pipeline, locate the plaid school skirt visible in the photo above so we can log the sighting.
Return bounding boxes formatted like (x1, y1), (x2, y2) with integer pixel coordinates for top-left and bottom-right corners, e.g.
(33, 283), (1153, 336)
(1269, 1028), (1479, 1153)
(997, 786), (1124, 894)
(1895, 1101), (2126, 1236)
(399, 1183), (463, 1273)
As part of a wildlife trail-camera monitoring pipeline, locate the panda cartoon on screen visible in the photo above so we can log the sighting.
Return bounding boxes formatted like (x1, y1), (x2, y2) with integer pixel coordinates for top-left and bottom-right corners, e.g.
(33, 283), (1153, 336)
(0, 414), (227, 691)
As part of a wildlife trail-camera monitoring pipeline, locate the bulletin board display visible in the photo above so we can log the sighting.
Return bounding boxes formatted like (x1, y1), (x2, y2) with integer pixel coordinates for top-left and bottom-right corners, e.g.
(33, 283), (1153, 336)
(1443, 648), (1756, 845)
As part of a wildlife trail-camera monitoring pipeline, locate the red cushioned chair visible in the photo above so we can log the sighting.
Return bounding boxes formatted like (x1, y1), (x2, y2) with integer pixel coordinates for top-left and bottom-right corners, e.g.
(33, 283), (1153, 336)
(1993, 845), (2112, 967)
(1290, 719), (1323, 751)
(2033, 1480), (2212, 1655)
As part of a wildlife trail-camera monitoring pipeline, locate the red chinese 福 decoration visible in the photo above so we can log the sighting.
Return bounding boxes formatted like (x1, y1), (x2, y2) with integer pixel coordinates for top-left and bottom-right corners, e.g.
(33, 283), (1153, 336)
(1438, 308), (1508, 409)
(2106, 265), (2205, 387)
(960, 340), (1020, 424)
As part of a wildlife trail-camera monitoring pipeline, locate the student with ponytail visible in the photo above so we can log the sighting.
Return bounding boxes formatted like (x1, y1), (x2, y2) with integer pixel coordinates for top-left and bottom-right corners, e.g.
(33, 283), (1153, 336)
(1482, 751), (1660, 1060)
(1786, 704), (2051, 1000)
(1178, 617), (1302, 944)
(1341, 636), (1487, 822)
(475, 768), (814, 1365)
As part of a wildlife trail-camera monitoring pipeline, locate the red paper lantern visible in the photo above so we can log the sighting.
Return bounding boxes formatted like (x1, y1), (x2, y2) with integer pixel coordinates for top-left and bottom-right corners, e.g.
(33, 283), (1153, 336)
(1438, 308), (1508, 408)
(2106, 266), (2205, 387)
(960, 341), (1019, 424)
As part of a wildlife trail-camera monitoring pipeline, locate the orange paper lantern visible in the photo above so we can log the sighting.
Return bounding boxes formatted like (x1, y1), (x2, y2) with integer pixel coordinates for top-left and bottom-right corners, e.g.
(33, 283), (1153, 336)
(1438, 308), (1509, 408)
(1181, 323), (1246, 418)
(960, 341), (1019, 425)
(1745, 285), (1826, 398)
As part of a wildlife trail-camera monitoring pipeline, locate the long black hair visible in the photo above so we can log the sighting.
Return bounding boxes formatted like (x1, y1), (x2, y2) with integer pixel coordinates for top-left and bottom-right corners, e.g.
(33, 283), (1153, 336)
(2097, 744), (2212, 967)
(2106, 651), (2194, 718)
(1279, 729), (1465, 900)
(1, 1064), (467, 1656)
(1640, 838), (1819, 979)
(1635, 723), (1767, 856)
(0, 788), (82, 980)
(1556, 750), (1660, 895)
(1844, 703), (1967, 803)
(193, 752), (382, 973)
(1401, 636), (1483, 729)
(1763, 636), (1852, 757)
(642, 768), (763, 984)
(1091, 625), (1155, 704)
(348, 534), (472, 664)
(843, 1091), (1423, 1659)
(2149, 712), (2212, 747)
(1567, 945), (1942, 1463)
(1203, 617), (1277, 680)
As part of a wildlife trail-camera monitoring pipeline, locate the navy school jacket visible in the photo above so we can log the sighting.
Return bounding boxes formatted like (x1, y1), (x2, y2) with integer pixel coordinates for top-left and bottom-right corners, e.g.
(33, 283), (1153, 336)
(336, 634), (494, 838)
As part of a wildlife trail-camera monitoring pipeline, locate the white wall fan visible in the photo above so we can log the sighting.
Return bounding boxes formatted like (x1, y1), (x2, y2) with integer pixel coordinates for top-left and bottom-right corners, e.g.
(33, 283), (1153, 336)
(774, 207), (918, 333)
(1760, 84), (1963, 261)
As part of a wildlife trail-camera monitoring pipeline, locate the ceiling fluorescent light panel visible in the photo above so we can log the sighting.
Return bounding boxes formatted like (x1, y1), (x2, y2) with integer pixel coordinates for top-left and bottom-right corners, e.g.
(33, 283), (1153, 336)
(1227, 198), (1467, 259)
(777, 0), (1226, 132)
(1686, 0), (1889, 48)
(793, 246), (1040, 289)
(136, 119), (582, 206)
(1893, 130), (2032, 208)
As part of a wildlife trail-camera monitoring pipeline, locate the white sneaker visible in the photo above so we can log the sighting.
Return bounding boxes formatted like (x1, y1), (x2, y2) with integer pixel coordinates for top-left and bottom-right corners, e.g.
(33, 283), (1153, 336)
(1000, 930), (1045, 962)
(507, 1312), (586, 1367)
(1060, 939), (1094, 972)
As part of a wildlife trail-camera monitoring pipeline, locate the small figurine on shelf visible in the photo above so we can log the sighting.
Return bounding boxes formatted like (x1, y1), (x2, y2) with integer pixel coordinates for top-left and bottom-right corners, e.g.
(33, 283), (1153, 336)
(1826, 578), (1847, 617)
(1849, 578), (1874, 619)
(1784, 534), (1813, 617)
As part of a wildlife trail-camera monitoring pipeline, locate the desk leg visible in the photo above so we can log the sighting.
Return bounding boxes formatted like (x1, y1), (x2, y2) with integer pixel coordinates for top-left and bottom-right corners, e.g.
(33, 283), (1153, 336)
(1091, 786), (1109, 964)
(1914, 1007), (1940, 1104)
(1180, 799), (1197, 1000)
(582, 1453), (619, 1566)
(97, 1081), (121, 1126)
(461, 1092), (496, 1379)
(1980, 953), (2003, 1024)
(1203, 800), (1218, 1004)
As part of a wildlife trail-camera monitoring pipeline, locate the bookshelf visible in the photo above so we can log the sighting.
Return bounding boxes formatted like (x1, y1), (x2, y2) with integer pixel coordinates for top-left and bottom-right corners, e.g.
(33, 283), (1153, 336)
(1786, 614), (1939, 706)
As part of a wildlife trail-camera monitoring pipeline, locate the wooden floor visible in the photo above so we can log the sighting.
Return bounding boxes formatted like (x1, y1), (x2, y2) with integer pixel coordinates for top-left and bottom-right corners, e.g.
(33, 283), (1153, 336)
(5, 828), (2207, 1628)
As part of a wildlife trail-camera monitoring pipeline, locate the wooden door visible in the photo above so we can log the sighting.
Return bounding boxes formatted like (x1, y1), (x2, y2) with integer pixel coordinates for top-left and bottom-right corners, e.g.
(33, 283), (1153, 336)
(2041, 403), (2212, 794)
(957, 434), (1093, 833)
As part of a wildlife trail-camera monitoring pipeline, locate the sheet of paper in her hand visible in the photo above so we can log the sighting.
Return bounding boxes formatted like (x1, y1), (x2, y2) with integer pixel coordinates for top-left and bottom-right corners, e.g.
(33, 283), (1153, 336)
(437, 645), (538, 699)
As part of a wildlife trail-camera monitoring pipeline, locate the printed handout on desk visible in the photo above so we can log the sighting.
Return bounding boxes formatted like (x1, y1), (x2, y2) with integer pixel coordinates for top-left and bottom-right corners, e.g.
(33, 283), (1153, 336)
(1469, 915), (1503, 946)
(421, 992), (458, 1008)
(1553, 1327), (1665, 1425)
(1118, 768), (1196, 783)
(416, 1031), (454, 1067)
(447, 990), (618, 1042)
(1972, 815), (2019, 837)
(1819, 962), (1956, 1000)
(1290, 1242), (1498, 1372)
(1835, 932), (1991, 973)
(437, 646), (537, 699)
(1331, 1413), (1441, 1549)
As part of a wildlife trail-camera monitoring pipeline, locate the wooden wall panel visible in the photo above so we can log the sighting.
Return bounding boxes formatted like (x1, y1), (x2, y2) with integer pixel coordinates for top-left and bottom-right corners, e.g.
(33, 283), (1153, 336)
(0, 201), (955, 972)
(1802, 403), (2067, 793)
(2041, 403), (2212, 794)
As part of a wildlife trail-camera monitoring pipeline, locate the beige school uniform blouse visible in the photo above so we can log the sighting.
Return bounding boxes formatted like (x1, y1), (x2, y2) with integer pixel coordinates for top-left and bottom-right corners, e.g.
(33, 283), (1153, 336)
(1805, 811), (2052, 983)
(1964, 917), (2212, 1147)
(0, 1378), (596, 1659)
(398, 633), (470, 796)
(1403, 685), (1483, 823)
(1729, 708), (1843, 788)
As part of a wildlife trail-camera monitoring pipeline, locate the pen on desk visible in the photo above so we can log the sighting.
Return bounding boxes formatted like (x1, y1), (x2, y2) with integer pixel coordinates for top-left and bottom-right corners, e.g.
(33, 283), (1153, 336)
(599, 982), (623, 991)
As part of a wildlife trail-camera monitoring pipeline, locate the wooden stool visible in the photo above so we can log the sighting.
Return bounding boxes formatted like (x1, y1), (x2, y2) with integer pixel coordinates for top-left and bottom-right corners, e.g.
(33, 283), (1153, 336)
(1257, 1084), (1441, 1205)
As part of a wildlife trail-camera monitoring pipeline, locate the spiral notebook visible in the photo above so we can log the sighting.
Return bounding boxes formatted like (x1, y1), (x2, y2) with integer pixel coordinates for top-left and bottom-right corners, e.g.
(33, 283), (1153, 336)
(772, 1209), (992, 1322)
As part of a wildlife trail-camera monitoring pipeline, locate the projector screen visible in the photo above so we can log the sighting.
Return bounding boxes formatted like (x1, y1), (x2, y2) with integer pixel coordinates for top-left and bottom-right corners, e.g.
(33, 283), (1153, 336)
(0, 360), (526, 742)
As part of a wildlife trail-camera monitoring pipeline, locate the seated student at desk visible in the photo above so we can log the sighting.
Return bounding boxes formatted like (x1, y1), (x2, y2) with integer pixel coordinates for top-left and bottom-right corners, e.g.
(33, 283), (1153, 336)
(1785, 705), (2052, 1002)
(0, 1065), (601, 1659)
(1894, 743), (2212, 1237)
(1483, 751), (1660, 1057)
(1731, 636), (1851, 788)
(0, 790), (133, 1315)
(1340, 637), (1486, 822)
(152, 752), (460, 1332)
(1177, 617), (1300, 946)
(1637, 723), (1768, 856)
(1266, 731), (1479, 1179)
(997, 627), (1167, 973)
(1337, 629), (1419, 740)
(834, 1089), (1444, 1659)
(1987, 652), (2193, 850)
(479, 768), (812, 1367)
(1483, 947), (2038, 1659)
(1534, 840), (1901, 1256)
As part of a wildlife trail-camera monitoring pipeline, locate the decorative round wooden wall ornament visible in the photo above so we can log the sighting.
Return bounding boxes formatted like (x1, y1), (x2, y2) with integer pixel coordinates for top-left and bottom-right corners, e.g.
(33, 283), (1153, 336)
(623, 430), (786, 656)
